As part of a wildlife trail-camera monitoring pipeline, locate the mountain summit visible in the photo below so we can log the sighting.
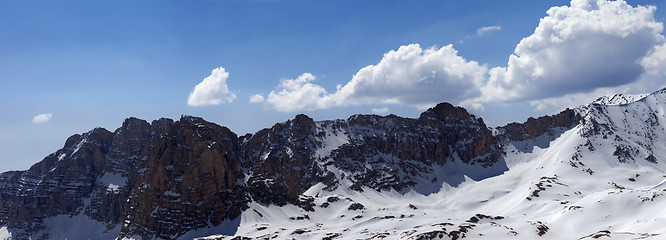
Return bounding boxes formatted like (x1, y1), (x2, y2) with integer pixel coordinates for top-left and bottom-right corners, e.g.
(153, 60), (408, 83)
(4, 89), (666, 239)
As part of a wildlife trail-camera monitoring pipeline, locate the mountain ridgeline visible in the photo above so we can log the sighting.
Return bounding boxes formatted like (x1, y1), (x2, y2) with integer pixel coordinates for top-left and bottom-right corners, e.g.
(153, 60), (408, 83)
(0, 102), (522, 239)
(0, 97), (617, 239)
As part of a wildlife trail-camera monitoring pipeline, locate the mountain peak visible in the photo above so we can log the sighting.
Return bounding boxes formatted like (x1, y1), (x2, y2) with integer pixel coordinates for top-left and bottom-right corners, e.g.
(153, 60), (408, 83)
(420, 102), (474, 121)
(7, 89), (666, 239)
(592, 92), (649, 105)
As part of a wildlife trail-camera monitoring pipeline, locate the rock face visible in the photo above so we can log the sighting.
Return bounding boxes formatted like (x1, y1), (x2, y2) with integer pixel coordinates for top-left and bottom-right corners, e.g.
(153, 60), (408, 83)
(0, 102), (506, 239)
(0, 116), (248, 240)
(331, 102), (502, 192)
(240, 114), (327, 205)
(0, 128), (114, 239)
(120, 116), (247, 239)
(574, 88), (666, 164)
(499, 108), (582, 142)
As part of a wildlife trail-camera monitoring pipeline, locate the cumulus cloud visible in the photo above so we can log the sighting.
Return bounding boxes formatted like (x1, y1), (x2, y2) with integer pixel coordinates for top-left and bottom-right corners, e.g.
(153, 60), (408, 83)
(371, 107), (390, 114)
(336, 44), (487, 106)
(264, 44), (487, 112)
(640, 43), (666, 88)
(265, 73), (332, 112)
(249, 94), (265, 103)
(481, 0), (664, 102)
(476, 25), (501, 36)
(261, 0), (666, 115)
(187, 67), (236, 106)
(33, 113), (52, 124)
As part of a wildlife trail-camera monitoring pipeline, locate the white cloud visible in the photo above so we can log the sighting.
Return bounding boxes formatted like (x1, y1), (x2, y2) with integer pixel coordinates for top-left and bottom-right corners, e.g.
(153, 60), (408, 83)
(642, 43), (666, 75)
(460, 25), (502, 44)
(476, 25), (501, 36)
(261, 0), (666, 115)
(336, 44), (487, 106)
(249, 94), (265, 103)
(640, 43), (666, 89)
(481, 0), (664, 103)
(187, 67), (236, 106)
(371, 107), (390, 114)
(264, 44), (487, 112)
(265, 73), (332, 112)
(33, 113), (52, 124)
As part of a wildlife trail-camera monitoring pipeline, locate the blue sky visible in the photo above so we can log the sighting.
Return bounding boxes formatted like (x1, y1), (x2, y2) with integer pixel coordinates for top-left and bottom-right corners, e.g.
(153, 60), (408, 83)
(2, 0), (666, 172)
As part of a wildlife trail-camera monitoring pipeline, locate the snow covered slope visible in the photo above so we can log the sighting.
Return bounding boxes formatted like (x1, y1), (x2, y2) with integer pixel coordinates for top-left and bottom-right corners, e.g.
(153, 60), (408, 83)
(592, 92), (649, 105)
(5, 89), (666, 239)
(200, 88), (666, 240)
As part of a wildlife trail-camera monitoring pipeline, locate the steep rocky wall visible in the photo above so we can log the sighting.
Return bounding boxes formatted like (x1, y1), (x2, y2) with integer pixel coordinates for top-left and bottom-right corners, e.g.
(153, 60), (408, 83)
(240, 114), (328, 205)
(332, 102), (501, 192)
(0, 102), (507, 239)
(120, 116), (246, 239)
(499, 108), (582, 141)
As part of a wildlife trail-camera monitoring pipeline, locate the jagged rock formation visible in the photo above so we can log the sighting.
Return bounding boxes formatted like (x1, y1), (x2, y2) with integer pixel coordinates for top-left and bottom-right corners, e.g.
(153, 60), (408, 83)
(0, 102), (505, 239)
(0, 127), (114, 239)
(0, 116), (250, 239)
(575, 89), (666, 164)
(198, 89), (666, 240)
(119, 117), (247, 239)
(592, 92), (649, 105)
(240, 102), (504, 205)
(499, 108), (581, 142)
(7, 87), (666, 239)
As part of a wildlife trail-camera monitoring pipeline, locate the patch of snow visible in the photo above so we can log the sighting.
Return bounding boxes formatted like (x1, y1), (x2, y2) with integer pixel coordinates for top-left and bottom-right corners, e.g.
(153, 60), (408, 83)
(0, 227), (11, 240)
(649, 177), (666, 190)
(285, 147), (293, 158)
(314, 123), (349, 158)
(116, 237), (138, 240)
(261, 150), (271, 161)
(409, 154), (507, 195)
(107, 184), (120, 193)
(71, 138), (86, 157)
(593, 93), (649, 105)
(206, 140), (215, 148)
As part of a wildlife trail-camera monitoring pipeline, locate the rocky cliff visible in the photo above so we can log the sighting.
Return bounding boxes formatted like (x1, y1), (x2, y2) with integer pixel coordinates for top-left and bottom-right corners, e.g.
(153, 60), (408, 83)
(0, 102), (507, 239)
(196, 89), (666, 240)
(7, 88), (666, 239)
(498, 108), (581, 142)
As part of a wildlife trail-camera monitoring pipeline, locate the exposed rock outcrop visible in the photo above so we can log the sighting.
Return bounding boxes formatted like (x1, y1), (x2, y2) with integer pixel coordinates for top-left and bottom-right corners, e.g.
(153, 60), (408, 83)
(0, 102), (506, 239)
(120, 116), (246, 239)
(499, 108), (582, 142)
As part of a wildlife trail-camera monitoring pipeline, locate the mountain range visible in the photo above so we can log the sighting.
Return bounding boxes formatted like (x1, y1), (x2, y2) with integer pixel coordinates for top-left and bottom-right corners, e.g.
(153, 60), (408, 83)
(3, 88), (666, 239)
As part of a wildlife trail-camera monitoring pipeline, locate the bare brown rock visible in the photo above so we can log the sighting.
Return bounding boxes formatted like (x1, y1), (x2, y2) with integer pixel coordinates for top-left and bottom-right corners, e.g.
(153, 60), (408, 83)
(500, 108), (582, 141)
(120, 116), (246, 239)
(0, 101), (508, 239)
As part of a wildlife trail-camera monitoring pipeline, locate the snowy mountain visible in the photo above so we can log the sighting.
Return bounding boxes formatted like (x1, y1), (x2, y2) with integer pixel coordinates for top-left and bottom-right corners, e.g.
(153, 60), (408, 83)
(4, 89), (666, 239)
(592, 92), (649, 105)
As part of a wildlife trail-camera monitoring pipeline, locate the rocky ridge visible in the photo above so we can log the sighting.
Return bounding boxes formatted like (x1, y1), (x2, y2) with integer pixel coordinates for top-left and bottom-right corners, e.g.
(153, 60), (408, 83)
(0, 102), (506, 239)
(199, 90), (666, 239)
(5, 87), (666, 239)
